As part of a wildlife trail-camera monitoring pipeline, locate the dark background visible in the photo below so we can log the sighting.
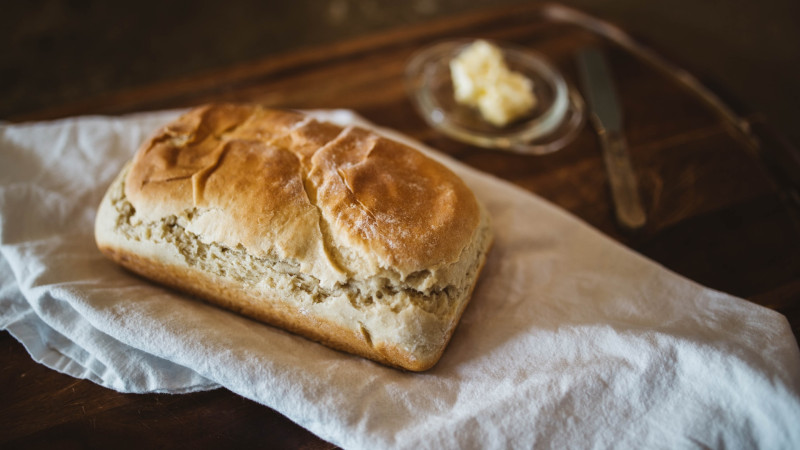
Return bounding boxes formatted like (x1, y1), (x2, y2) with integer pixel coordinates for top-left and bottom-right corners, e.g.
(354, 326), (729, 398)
(3, 0), (799, 147)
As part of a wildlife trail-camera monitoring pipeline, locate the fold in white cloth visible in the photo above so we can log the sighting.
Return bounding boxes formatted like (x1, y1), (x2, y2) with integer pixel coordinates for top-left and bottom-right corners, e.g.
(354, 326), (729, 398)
(1, 110), (799, 449)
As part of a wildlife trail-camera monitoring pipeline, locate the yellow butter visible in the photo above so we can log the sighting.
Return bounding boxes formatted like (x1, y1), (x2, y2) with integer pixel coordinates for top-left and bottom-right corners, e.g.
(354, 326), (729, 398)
(450, 40), (536, 127)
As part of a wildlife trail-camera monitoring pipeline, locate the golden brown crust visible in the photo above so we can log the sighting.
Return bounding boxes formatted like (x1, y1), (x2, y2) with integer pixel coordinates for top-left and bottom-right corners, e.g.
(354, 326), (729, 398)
(96, 103), (493, 371)
(124, 104), (479, 281)
(309, 126), (480, 274)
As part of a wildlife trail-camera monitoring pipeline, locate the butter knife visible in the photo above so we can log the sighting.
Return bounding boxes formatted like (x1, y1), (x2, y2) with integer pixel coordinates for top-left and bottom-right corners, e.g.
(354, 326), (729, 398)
(577, 48), (647, 231)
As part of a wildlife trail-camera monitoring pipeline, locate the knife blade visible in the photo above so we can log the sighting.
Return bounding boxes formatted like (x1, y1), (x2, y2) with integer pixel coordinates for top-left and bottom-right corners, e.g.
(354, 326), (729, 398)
(577, 48), (646, 231)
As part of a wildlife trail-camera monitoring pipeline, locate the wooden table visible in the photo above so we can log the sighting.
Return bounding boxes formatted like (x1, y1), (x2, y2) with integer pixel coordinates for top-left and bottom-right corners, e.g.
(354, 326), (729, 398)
(3, 3), (799, 448)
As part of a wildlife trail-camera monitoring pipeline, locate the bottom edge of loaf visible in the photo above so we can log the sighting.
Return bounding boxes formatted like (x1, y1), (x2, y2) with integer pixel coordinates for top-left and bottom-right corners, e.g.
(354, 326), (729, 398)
(96, 239), (490, 371)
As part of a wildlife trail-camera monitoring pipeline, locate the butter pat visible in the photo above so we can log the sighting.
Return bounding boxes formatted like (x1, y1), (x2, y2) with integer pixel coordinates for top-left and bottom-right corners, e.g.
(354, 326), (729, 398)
(450, 40), (536, 127)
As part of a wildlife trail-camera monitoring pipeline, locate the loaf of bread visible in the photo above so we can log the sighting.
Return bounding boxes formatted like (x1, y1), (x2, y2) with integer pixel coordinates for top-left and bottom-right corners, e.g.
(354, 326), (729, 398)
(95, 104), (493, 371)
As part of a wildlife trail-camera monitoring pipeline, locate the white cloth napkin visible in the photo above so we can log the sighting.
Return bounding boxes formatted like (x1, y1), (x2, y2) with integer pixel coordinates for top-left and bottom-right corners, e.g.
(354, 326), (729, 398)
(1, 110), (799, 449)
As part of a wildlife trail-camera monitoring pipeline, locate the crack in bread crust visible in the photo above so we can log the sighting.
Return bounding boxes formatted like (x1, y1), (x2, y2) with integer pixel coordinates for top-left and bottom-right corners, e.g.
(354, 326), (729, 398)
(296, 129), (352, 285)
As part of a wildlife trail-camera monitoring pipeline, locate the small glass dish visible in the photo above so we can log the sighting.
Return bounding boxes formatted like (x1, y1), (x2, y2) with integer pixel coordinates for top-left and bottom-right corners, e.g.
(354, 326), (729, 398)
(406, 39), (585, 155)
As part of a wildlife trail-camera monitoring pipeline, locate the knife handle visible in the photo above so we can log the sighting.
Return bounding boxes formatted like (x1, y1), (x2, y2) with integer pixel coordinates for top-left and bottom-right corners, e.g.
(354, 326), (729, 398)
(599, 129), (646, 230)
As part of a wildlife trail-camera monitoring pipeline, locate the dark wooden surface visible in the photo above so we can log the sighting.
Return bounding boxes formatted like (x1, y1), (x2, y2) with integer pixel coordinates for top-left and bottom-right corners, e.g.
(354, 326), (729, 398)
(2, 3), (799, 448)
